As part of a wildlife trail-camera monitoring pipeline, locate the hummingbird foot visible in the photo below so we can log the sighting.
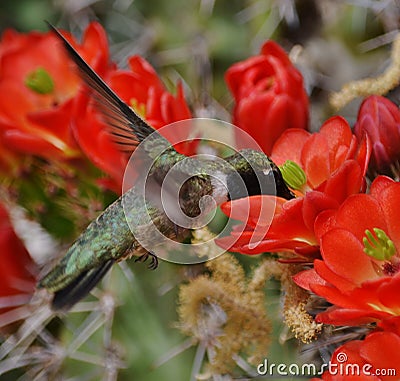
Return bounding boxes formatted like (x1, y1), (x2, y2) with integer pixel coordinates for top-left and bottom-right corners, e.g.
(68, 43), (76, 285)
(135, 251), (159, 270)
(148, 253), (159, 270)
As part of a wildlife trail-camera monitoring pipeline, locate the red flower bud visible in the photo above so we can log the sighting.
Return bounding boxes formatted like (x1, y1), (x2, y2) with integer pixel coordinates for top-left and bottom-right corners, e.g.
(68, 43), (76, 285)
(354, 95), (400, 177)
(225, 41), (309, 155)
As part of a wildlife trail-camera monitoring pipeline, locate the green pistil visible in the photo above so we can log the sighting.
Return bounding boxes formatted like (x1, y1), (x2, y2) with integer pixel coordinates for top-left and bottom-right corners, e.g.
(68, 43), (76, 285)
(130, 98), (146, 119)
(25, 67), (54, 94)
(363, 228), (396, 261)
(279, 160), (307, 191)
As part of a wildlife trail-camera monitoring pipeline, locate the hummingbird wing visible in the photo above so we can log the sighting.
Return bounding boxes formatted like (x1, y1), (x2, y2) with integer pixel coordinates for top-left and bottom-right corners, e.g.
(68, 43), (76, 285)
(47, 22), (159, 154)
(51, 259), (115, 311)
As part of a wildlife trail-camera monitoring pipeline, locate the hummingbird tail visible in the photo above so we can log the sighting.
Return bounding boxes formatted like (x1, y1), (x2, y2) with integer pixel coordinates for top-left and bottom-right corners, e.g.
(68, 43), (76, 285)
(51, 259), (115, 311)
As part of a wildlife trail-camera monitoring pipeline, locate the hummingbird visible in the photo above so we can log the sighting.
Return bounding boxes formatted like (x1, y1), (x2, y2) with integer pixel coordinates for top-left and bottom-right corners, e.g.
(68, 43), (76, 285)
(38, 23), (294, 311)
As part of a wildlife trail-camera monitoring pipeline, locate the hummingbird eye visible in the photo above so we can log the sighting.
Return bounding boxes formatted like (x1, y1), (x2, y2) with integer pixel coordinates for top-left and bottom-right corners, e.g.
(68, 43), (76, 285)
(226, 165), (274, 200)
(226, 158), (295, 201)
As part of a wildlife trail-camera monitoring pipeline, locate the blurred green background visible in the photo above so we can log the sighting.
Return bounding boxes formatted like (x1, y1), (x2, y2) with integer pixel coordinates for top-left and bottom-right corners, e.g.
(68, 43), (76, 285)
(0, 0), (398, 380)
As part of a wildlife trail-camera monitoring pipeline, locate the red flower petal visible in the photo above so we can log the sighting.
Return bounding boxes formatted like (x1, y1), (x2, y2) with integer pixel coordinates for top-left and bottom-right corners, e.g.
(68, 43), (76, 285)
(369, 176), (395, 198)
(0, 204), (37, 324)
(319, 116), (353, 160)
(292, 267), (327, 291)
(220, 195), (283, 228)
(321, 160), (363, 204)
(109, 70), (151, 105)
(360, 331), (400, 380)
(315, 304), (387, 325)
(240, 237), (312, 254)
(260, 40), (292, 66)
(378, 316), (400, 336)
(302, 191), (339, 232)
(320, 228), (378, 285)
(334, 194), (387, 242)
(128, 56), (164, 91)
(271, 197), (316, 243)
(270, 128), (310, 166)
(314, 209), (337, 241)
(313, 259), (355, 292)
(301, 132), (330, 188)
(80, 22), (111, 74)
(4, 129), (68, 157)
(377, 273), (400, 312)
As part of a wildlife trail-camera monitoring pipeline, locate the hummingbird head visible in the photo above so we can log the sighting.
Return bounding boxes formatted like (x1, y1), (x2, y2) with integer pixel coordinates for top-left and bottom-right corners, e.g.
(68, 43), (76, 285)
(225, 149), (294, 201)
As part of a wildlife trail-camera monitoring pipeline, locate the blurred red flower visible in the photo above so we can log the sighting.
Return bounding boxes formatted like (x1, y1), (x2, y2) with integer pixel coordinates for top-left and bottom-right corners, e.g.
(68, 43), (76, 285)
(311, 318), (400, 381)
(354, 95), (400, 177)
(225, 40), (309, 155)
(72, 55), (194, 191)
(0, 22), (113, 168)
(294, 176), (400, 326)
(0, 204), (37, 327)
(0, 134), (18, 174)
(217, 117), (370, 259)
(0, 23), (193, 191)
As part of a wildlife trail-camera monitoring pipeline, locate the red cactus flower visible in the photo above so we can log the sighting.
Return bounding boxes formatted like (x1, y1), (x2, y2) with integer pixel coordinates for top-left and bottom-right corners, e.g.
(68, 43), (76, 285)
(354, 95), (400, 177)
(271, 116), (370, 194)
(225, 40), (309, 155)
(311, 318), (400, 381)
(217, 117), (370, 259)
(72, 55), (194, 191)
(0, 22), (113, 167)
(106, 56), (192, 131)
(0, 204), (38, 330)
(294, 176), (400, 325)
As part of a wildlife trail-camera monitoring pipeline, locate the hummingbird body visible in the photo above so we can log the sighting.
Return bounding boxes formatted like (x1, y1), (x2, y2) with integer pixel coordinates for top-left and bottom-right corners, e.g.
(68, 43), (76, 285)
(39, 24), (294, 310)
(39, 185), (178, 309)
